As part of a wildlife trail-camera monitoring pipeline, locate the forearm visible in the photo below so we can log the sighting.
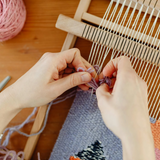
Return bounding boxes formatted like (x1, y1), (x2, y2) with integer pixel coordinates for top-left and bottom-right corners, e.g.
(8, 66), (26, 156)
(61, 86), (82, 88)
(0, 87), (21, 134)
(122, 131), (155, 160)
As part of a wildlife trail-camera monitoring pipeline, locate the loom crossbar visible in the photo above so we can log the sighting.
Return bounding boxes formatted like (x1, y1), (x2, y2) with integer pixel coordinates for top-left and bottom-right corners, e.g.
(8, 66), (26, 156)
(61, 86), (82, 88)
(81, 12), (159, 47)
(56, 14), (160, 67)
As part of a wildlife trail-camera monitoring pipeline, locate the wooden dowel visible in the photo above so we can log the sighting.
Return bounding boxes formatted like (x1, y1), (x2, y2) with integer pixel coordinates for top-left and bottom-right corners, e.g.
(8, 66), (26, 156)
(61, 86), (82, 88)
(61, 0), (91, 51)
(56, 14), (160, 66)
(24, 105), (48, 160)
(81, 12), (159, 47)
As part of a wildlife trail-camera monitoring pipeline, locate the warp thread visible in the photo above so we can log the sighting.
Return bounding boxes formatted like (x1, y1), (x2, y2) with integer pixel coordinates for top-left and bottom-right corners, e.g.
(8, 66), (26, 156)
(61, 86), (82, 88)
(0, 0), (26, 42)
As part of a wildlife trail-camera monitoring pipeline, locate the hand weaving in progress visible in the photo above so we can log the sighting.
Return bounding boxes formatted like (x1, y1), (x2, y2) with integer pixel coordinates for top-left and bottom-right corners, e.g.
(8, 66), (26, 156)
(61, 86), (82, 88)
(50, 0), (160, 159)
(0, 0), (160, 159)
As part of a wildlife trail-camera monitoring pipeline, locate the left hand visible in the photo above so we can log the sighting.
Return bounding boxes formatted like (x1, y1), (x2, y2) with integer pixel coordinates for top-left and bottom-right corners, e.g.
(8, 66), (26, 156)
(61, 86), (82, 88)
(4, 49), (95, 108)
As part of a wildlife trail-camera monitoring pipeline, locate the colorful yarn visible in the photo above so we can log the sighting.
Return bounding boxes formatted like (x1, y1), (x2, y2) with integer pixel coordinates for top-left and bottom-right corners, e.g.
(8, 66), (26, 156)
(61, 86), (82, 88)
(77, 66), (112, 93)
(1, 65), (160, 159)
(49, 91), (123, 160)
(151, 120), (160, 150)
(49, 91), (160, 160)
(70, 157), (81, 160)
(0, 0), (26, 42)
(0, 90), (76, 147)
(155, 148), (160, 160)
(150, 117), (157, 124)
(73, 140), (106, 160)
(0, 145), (24, 160)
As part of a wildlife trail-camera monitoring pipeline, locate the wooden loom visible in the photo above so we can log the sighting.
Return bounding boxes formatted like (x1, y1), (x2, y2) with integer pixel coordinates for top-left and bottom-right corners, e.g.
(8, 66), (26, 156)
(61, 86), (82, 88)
(23, 0), (160, 159)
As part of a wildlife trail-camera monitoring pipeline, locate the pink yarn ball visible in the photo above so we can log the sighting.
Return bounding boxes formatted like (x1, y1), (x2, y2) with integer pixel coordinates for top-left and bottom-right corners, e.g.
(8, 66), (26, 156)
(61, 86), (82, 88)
(0, 0), (26, 42)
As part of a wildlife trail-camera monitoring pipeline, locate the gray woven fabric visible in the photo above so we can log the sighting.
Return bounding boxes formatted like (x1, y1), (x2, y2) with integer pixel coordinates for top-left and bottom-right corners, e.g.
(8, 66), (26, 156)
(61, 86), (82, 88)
(49, 91), (155, 160)
(150, 117), (156, 124)
(49, 91), (122, 160)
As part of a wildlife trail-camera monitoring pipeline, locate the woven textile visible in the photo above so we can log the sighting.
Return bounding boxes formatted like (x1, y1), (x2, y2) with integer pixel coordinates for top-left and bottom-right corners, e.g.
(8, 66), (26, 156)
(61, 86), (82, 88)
(49, 91), (122, 160)
(49, 91), (159, 160)
(155, 148), (160, 160)
(151, 121), (160, 150)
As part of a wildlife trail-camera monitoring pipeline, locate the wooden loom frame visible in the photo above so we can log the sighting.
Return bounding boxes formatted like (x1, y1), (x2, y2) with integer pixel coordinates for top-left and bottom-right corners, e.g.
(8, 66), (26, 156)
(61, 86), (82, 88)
(23, 0), (160, 159)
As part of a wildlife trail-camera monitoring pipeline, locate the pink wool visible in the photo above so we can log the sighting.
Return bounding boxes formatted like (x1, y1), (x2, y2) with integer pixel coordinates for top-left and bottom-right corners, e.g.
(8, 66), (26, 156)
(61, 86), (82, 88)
(0, 0), (26, 42)
(156, 148), (160, 160)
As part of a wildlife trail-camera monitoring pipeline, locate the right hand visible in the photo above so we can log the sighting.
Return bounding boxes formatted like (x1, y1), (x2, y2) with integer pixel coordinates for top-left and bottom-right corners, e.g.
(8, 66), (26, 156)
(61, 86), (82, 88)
(96, 56), (152, 142)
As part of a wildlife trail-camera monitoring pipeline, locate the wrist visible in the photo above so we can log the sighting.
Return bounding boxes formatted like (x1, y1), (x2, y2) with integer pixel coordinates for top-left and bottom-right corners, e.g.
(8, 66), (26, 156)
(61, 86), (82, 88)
(0, 85), (22, 110)
(0, 86), (22, 133)
(121, 130), (155, 160)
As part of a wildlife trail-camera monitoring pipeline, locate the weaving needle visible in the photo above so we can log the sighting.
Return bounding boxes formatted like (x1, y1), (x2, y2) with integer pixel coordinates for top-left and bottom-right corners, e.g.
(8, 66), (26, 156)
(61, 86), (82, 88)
(0, 76), (11, 142)
(0, 76), (11, 92)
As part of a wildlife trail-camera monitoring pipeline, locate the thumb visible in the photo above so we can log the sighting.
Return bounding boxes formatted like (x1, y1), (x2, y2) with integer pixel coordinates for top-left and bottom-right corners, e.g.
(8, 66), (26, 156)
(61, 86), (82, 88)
(96, 83), (110, 99)
(53, 72), (91, 95)
(96, 83), (111, 112)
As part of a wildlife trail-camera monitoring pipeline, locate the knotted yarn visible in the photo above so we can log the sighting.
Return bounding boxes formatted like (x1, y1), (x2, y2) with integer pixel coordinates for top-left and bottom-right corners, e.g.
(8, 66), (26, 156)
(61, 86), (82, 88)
(77, 66), (112, 93)
(0, 0), (26, 42)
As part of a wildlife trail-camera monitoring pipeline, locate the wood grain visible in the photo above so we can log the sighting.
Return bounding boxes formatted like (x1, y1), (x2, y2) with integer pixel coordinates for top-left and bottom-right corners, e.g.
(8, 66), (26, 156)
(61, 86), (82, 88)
(23, 105), (48, 160)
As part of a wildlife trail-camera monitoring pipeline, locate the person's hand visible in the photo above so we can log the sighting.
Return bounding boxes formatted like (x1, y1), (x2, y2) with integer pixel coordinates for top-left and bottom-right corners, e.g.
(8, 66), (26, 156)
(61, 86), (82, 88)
(4, 48), (95, 108)
(96, 56), (155, 160)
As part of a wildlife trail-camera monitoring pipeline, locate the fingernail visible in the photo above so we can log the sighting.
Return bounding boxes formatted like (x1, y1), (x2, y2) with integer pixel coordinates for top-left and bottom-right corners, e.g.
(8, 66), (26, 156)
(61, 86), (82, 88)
(101, 83), (107, 87)
(81, 73), (91, 82)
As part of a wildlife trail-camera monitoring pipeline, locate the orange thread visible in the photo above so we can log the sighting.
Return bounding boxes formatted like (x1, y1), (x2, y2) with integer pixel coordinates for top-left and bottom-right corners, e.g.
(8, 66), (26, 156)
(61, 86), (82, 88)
(70, 156), (81, 160)
(151, 120), (160, 150)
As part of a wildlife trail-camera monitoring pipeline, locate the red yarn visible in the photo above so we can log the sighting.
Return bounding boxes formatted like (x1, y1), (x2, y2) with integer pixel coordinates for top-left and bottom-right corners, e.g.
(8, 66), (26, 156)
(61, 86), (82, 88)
(0, 0), (26, 42)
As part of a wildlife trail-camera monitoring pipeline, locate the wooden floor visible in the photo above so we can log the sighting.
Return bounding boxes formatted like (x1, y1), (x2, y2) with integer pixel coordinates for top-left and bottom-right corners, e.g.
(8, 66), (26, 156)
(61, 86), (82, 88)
(0, 0), (109, 159)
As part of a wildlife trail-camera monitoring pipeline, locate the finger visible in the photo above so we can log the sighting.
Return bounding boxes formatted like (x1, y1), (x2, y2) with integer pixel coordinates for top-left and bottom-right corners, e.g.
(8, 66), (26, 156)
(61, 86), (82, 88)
(103, 56), (133, 77)
(62, 74), (69, 78)
(110, 78), (116, 88)
(96, 84), (111, 111)
(78, 84), (90, 91)
(113, 71), (117, 77)
(96, 83), (110, 99)
(58, 48), (87, 71)
(81, 57), (97, 78)
(98, 73), (116, 89)
(99, 72), (104, 79)
(49, 72), (92, 96)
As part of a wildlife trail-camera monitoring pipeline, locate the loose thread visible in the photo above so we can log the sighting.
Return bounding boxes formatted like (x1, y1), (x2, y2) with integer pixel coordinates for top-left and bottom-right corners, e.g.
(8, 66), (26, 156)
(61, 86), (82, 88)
(0, 90), (77, 147)
(77, 65), (112, 93)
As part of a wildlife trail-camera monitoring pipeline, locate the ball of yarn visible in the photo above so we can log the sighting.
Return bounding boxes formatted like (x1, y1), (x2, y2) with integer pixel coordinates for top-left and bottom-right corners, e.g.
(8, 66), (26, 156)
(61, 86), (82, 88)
(0, 0), (26, 42)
